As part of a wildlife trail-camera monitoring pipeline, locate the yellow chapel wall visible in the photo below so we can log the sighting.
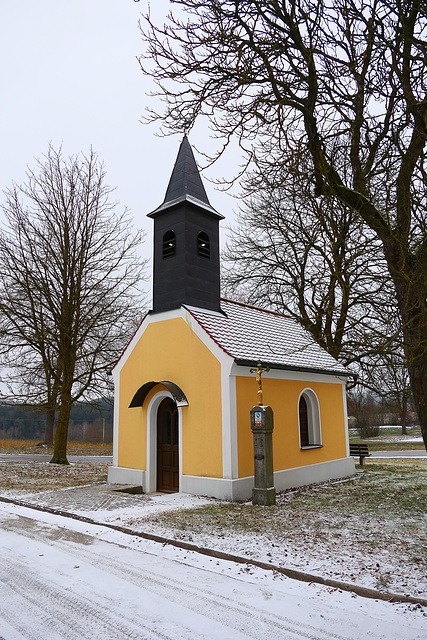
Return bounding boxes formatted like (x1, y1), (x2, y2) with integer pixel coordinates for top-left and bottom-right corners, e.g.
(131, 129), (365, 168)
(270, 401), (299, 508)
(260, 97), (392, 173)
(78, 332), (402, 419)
(117, 316), (223, 478)
(235, 376), (347, 478)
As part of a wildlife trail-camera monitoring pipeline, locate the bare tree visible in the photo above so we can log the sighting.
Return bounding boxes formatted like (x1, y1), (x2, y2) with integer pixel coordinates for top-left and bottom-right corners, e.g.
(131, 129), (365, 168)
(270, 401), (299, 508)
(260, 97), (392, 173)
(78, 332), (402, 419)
(222, 162), (390, 367)
(0, 341), (61, 445)
(360, 327), (414, 435)
(0, 146), (147, 463)
(347, 388), (381, 439)
(376, 355), (413, 435)
(139, 0), (427, 450)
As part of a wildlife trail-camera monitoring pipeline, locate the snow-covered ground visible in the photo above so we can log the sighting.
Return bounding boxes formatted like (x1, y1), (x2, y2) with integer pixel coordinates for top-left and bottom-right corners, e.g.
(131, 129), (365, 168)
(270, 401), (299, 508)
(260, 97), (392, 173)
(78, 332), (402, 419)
(372, 435), (424, 443)
(91, 470), (427, 603)
(1, 456), (426, 604)
(0, 500), (426, 640)
(0, 445), (426, 638)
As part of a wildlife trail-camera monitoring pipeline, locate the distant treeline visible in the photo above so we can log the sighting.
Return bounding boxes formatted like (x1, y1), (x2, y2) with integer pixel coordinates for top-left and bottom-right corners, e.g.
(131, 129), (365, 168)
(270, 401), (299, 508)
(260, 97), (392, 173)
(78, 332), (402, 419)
(0, 399), (113, 442)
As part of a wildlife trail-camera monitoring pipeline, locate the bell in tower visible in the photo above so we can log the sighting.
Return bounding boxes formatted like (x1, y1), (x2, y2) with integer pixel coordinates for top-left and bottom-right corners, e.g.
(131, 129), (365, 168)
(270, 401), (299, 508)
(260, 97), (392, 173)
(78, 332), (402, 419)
(147, 136), (224, 314)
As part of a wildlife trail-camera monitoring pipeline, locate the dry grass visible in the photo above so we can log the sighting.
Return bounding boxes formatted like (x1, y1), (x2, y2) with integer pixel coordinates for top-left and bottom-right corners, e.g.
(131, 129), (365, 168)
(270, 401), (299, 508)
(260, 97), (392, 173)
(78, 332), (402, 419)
(0, 439), (112, 456)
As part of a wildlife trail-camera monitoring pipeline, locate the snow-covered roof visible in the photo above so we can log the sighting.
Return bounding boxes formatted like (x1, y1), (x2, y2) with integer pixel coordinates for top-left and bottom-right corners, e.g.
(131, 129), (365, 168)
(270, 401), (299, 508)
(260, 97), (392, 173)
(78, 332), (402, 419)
(186, 299), (349, 377)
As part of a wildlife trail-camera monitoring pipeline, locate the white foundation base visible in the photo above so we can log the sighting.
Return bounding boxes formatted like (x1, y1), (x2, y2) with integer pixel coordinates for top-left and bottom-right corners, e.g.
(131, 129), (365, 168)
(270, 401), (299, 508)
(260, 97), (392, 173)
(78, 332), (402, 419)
(107, 466), (146, 487)
(108, 457), (355, 500)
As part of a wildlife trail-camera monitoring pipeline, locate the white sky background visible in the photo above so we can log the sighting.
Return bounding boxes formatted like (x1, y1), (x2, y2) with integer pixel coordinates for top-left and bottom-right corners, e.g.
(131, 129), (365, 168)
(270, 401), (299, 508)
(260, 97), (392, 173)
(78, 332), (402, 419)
(0, 1), (240, 277)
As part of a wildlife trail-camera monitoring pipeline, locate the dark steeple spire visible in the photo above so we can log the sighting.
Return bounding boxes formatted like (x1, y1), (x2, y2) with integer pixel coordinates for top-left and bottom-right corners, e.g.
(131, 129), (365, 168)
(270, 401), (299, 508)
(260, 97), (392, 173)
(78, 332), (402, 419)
(148, 136), (224, 314)
(163, 135), (210, 206)
(148, 135), (222, 219)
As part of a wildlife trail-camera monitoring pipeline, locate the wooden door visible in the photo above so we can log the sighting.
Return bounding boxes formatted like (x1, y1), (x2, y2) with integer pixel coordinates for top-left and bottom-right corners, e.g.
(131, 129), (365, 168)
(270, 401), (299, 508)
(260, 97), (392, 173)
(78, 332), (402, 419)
(157, 398), (179, 492)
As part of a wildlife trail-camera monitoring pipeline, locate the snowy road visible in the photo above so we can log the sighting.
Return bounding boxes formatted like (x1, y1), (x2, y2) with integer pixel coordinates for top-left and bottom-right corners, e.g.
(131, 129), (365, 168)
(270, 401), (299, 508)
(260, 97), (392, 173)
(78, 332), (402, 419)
(0, 503), (425, 640)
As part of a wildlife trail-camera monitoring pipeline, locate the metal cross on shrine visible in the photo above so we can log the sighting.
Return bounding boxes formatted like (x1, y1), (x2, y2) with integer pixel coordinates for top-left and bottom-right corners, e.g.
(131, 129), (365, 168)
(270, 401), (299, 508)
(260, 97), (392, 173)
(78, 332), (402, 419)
(249, 362), (270, 406)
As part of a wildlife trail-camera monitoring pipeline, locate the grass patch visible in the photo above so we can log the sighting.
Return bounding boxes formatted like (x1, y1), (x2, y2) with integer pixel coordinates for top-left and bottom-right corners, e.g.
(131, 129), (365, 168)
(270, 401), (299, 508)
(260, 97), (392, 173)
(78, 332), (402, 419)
(0, 441), (111, 492)
(139, 459), (427, 584)
(0, 460), (109, 492)
(147, 459), (427, 533)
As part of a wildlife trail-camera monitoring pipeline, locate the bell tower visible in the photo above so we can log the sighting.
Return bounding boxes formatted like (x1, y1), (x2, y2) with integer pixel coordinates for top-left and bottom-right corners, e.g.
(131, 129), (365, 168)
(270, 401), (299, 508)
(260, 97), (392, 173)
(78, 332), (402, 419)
(148, 136), (224, 313)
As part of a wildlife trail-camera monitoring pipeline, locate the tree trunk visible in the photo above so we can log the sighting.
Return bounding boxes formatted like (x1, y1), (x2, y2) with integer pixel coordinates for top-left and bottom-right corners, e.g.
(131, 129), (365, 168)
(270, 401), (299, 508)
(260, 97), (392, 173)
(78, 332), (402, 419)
(400, 407), (408, 435)
(401, 305), (427, 447)
(50, 391), (72, 465)
(399, 390), (408, 436)
(407, 355), (427, 448)
(43, 408), (55, 445)
(381, 237), (427, 451)
(394, 288), (427, 448)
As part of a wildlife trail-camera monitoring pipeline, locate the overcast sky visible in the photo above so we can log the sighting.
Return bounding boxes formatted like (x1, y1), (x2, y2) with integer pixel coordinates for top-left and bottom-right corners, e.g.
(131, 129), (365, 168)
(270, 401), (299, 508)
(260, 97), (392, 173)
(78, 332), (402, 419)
(0, 1), (240, 268)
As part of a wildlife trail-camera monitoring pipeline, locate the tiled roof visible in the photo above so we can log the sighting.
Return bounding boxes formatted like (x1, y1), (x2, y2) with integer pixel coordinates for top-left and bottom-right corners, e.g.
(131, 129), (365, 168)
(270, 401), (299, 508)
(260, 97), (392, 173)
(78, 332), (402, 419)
(186, 299), (349, 376)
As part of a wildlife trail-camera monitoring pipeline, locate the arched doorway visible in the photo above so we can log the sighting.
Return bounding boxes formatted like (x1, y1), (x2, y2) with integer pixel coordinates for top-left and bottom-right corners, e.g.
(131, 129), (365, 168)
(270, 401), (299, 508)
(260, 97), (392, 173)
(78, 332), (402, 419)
(157, 397), (179, 492)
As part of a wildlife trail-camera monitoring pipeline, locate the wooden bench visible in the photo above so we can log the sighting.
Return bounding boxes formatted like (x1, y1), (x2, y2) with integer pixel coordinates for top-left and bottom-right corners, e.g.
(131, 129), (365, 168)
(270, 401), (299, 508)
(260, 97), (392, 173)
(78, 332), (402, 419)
(349, 443), (371, 466)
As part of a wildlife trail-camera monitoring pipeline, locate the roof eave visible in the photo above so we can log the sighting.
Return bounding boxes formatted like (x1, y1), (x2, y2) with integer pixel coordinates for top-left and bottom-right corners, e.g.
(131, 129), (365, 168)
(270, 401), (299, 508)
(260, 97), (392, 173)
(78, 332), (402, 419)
(147, 194), (224, 219)
(233, 358), (350, 379)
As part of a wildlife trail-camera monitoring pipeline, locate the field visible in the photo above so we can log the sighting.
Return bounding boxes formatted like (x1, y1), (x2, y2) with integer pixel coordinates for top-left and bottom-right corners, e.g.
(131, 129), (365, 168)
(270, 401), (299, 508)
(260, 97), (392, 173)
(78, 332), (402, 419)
(0, 439), (113, 456)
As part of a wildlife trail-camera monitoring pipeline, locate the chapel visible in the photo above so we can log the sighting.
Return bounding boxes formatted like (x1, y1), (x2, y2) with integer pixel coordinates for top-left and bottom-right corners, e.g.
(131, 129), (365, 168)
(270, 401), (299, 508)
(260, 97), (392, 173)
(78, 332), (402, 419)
(107, 136), (355, 499)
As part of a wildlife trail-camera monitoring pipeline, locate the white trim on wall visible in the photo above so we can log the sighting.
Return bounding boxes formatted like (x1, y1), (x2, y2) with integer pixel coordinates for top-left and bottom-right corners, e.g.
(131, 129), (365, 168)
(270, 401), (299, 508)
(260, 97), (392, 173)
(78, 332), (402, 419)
(112, 373), (120, 467)
(342, 382), (350, 455)
(108, 457), (355, 500)
(221, 368), (238, 479)
(229, 375), (238, 478)
(274, 457), (355, 492)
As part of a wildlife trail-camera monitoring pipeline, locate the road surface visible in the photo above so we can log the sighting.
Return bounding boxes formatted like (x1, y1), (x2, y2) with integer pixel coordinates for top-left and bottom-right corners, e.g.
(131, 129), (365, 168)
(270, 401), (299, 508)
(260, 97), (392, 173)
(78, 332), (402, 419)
(369, 450), (426, 457)
(0, 502), (425, 640)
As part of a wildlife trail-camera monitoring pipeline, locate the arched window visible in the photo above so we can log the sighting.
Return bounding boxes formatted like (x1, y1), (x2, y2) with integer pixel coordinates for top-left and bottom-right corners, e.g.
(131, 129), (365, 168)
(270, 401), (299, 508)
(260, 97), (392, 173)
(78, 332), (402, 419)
(298, 389), (322, 448)
(197, 232), (210, 259)
(299, 395), (309, 447)
(162, 230), (176, 258)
